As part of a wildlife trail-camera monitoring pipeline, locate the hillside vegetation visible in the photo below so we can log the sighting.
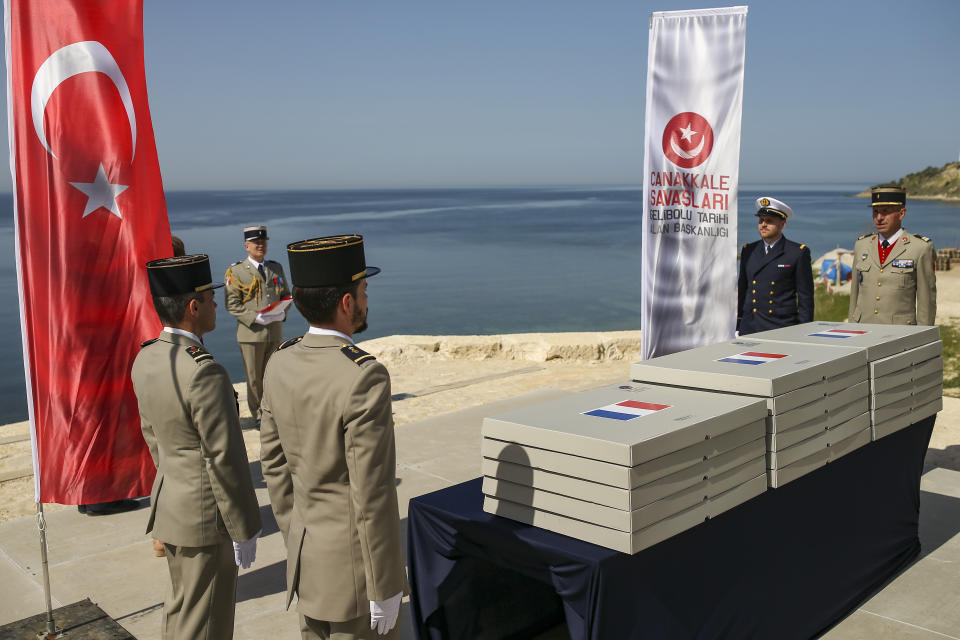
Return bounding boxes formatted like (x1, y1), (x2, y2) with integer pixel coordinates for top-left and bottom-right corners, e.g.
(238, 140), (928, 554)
(858, 161), (960, 200)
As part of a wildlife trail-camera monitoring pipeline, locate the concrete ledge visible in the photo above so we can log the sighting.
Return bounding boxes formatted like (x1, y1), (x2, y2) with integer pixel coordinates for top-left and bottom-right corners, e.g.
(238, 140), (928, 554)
(359, 330), (643, 364)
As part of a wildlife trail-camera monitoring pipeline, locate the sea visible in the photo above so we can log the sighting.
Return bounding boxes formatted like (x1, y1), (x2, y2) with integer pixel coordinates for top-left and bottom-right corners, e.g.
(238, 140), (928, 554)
(0, 185), (957, 425)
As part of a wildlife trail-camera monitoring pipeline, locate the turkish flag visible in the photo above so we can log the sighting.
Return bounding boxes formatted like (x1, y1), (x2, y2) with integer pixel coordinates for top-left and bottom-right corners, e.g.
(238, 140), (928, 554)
(5, 0), (170, 503)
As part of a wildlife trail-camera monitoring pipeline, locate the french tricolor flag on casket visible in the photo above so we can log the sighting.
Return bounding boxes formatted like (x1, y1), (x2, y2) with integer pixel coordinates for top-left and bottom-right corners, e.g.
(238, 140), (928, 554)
(583, 400), (672, 421)
(808, 329), (869, 339)
(4, 0), (171, 503)
(717, 351), (788, 366)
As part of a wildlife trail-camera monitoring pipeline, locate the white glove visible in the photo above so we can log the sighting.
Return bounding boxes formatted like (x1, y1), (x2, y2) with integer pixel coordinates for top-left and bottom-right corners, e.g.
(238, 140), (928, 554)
(233, 529), (260, 569)
(370, 591), (402, 635)
(734, 330), (740, 338)
(254, 311), (284, 325)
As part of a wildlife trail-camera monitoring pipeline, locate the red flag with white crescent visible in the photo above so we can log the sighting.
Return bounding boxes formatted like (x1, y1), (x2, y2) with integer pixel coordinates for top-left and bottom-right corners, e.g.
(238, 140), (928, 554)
(4, 0), (169, 503)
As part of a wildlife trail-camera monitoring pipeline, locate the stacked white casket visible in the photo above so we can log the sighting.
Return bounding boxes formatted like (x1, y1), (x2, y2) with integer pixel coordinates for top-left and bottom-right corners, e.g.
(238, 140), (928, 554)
(748, 322), (942, 440)
(481, 382), (767, 554)
(629, 340), (870, 489)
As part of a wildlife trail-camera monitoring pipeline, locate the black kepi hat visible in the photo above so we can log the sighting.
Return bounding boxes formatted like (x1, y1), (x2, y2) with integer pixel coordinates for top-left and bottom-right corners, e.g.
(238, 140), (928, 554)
(871, 187), (906, 207)
(146, 254), (224, 297)
(287, 234), (381, 287)
(244, 225), (268, 241)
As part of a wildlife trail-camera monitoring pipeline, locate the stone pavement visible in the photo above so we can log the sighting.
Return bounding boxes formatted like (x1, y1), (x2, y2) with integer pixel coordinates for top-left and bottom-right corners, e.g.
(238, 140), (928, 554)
(0, 330), (959, 638)
(0, 389), (574, 639)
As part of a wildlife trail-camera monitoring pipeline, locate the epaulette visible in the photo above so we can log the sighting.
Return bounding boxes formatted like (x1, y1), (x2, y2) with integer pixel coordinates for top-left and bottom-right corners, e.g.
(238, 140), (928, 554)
(229, 260), (243, 266)
(277, 336), (302, 351)
(858, 233), (873, 240)
(918, 235), (931, 243)
(742, 243), (748, 249)
(140, 338), (158, 348)
(799, 244), (806, 250)
(341, 344), (376, 366)
(185, 345), (214, 364)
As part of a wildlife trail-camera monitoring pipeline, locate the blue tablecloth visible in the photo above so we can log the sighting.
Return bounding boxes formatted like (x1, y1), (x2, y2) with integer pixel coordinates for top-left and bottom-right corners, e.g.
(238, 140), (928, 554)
(407, 417), (935, 640)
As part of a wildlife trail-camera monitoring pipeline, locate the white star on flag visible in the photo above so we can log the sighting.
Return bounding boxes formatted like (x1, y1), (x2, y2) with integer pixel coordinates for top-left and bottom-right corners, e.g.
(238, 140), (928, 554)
(678, 123), (698, 142)
(69, 164), (129, 219)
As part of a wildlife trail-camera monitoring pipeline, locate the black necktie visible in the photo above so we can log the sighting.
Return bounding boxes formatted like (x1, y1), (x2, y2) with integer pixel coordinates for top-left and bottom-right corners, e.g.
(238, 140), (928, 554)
(881, 239), (890, 249)
(258, 264), (266, 280)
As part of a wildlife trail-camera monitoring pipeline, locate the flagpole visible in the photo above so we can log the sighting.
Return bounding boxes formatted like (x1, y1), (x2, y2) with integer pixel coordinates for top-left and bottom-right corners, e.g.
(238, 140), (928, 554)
(36, 503), (60, 639)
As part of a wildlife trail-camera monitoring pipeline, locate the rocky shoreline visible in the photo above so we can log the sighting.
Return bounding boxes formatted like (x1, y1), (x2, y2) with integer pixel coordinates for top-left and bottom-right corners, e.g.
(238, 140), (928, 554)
(854, 161), (960, 201)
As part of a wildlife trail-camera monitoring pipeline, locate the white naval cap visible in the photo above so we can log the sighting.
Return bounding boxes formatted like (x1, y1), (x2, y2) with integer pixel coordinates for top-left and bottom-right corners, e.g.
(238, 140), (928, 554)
(755, 196), (793, 220)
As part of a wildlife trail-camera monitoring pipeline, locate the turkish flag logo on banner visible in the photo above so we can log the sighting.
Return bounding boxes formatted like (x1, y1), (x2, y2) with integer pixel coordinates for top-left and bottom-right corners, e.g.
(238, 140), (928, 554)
(5, 0), (170, 503)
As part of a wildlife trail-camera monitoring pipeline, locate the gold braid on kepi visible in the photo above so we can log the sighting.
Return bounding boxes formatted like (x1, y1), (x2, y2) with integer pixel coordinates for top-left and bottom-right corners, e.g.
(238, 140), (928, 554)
(287, 235), (364, 252)
(287, 234), (381, 287)
(146, 254), (223, 297)
(225, 265), (262, 303)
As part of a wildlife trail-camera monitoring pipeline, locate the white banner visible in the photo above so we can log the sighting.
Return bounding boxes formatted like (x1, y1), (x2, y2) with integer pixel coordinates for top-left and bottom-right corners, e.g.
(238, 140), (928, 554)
(641, 6), (747, 360)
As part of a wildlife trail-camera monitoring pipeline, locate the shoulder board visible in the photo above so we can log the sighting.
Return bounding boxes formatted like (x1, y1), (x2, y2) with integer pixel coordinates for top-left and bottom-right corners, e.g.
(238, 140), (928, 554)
(857, 233), (872, 240)
(229, 260), (243, 266)
(918, 235), (931, 243)
(185, 345), (214, 363)
(341, 344), (376, 366)
(277, 336), (303, 351)
(140, 338), (158, 348)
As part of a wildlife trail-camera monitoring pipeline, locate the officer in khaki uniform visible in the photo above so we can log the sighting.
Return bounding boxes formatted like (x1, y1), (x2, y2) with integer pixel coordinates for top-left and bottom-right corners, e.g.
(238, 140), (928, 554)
(260, 235), (408, 639)
(849, 187), (936, 326)
(224, 225), (290, 421)
(133, 255), (263, 640)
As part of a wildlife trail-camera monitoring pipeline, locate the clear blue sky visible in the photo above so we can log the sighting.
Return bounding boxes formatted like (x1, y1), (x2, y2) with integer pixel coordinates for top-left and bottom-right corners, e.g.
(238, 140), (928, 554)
(2, 0), (959, 189)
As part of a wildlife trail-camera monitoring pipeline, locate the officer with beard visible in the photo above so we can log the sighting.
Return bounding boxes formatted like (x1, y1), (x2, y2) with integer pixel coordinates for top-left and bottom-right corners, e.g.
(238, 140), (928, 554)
(260, 235), (407, 639)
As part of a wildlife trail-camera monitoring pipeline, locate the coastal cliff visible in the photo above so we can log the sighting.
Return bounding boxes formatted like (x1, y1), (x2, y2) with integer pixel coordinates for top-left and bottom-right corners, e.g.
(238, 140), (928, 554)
(856, 161), (960, 201)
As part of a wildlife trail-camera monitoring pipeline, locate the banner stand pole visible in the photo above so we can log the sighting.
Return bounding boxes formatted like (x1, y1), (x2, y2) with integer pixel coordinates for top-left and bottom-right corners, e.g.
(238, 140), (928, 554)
(35, 503), (61, 639)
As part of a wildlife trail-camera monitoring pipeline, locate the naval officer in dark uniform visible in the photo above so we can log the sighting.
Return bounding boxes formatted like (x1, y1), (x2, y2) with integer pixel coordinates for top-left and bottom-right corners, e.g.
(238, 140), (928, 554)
(737, 197), (814, 335)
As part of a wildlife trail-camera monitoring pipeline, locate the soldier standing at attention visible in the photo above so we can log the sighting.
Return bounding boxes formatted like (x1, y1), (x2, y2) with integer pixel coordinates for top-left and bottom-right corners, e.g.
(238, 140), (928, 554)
(849, 187), (936, 325)
(260, 235), (407, 639)
(224, 225), (290, 425)
(132, 255), (262, 640)
(737, 197), (814, 335)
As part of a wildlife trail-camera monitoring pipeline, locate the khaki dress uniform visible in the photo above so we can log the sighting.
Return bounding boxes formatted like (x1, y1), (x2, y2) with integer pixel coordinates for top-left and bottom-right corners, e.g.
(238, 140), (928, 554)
(848, 230), (936, 326)
(132, 331), (262, 640)
(260, 333), (408, 638)
(224, 258), (290, 417)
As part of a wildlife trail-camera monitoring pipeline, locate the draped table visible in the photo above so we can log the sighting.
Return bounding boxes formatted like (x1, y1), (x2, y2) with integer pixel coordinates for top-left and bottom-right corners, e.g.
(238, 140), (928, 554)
(407, 417), (935, 640)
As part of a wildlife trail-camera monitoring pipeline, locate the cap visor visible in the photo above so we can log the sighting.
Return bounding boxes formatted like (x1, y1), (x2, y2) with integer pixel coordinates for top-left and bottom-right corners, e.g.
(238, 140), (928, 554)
(363, 266), (381, 279)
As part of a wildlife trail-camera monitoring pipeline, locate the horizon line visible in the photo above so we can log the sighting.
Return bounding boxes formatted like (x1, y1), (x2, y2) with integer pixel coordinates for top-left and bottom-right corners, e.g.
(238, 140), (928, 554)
(0, 181), (876, 195)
